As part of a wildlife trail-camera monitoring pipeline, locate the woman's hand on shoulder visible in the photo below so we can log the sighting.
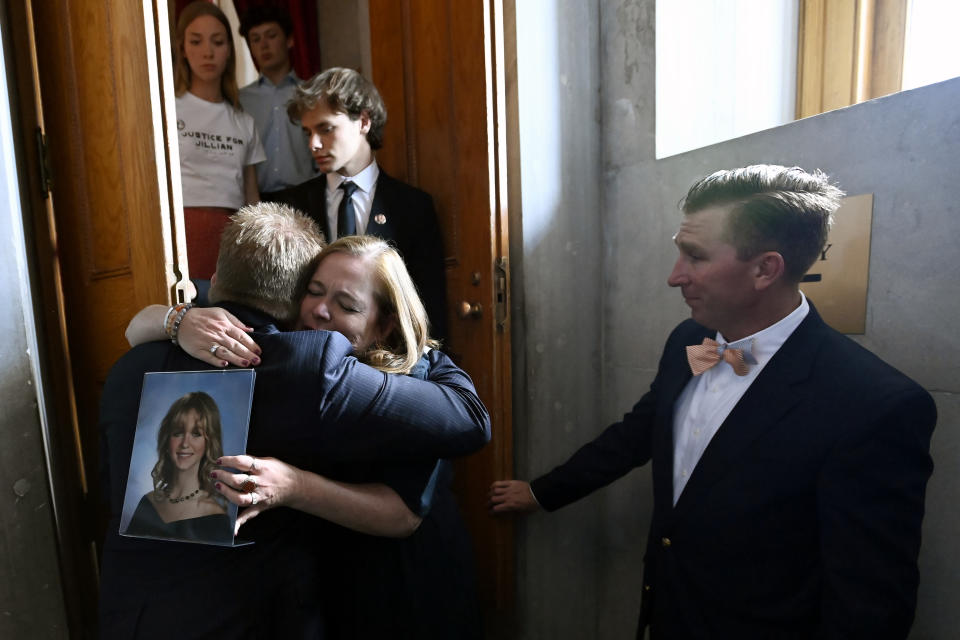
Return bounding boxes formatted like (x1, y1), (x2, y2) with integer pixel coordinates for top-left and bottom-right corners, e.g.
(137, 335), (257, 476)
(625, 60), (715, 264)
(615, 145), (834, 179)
(179, 307), (262, 367)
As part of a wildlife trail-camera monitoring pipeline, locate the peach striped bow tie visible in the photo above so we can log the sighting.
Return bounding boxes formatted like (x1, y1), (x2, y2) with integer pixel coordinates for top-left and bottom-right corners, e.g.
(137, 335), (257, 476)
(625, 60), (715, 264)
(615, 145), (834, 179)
(686, 337), (750, 376)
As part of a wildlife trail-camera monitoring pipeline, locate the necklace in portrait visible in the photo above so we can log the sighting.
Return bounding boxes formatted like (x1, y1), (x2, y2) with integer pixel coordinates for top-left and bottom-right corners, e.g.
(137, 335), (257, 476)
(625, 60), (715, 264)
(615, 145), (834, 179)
(169, 488), (201, 503)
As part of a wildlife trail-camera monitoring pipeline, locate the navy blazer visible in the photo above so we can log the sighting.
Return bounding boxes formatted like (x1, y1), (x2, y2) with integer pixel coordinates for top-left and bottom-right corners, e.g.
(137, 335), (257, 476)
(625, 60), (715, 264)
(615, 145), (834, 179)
(267, 170), (449, 341)
(531, 304), (936, 639)
(98, 303), (488, 638)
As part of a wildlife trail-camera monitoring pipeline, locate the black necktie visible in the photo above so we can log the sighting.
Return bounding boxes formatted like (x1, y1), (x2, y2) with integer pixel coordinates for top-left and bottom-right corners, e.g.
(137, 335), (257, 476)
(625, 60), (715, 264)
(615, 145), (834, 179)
(338, 181), (358, 239)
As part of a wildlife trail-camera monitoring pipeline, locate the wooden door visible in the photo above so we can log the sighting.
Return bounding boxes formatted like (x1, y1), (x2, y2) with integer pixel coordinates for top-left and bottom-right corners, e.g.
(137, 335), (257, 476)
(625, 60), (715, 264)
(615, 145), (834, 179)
(16, 0), (513, 633)
(13, 0), (183, 634)
(369, 0), (515, 631)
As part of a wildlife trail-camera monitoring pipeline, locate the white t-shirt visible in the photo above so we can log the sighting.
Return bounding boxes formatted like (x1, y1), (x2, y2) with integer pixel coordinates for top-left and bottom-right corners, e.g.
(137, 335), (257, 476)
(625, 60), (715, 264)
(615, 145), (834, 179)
(176, 92), (266, 209)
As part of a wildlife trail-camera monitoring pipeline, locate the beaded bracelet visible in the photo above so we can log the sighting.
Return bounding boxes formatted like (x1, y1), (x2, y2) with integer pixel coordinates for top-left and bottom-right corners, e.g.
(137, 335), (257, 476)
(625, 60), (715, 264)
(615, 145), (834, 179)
(162, 305), (178, 337)
(164, 302), (191, 340)
(169, 303), (195, 345)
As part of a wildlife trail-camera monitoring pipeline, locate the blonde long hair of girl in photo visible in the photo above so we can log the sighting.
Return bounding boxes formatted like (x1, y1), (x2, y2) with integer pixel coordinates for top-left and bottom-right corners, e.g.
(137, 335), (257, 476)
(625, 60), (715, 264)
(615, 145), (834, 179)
(150, 391), (226, 518)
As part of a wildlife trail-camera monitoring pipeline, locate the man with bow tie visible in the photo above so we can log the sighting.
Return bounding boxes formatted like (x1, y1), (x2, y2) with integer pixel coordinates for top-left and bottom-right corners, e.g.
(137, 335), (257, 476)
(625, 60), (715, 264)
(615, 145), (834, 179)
(490, 164), (936, 639)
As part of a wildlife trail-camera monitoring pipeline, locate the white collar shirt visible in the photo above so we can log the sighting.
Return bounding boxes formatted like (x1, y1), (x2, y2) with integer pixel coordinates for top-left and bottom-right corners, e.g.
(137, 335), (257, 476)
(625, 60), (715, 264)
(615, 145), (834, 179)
(325, 161), (379, 241)
(671, 292), (810, 505)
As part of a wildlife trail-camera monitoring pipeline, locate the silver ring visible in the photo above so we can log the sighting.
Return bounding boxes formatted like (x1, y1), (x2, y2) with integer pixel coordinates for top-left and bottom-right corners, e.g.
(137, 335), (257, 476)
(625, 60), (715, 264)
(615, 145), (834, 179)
(250, 493), (259, 506)
(209, 343), (220, 355)
(248, 457), (258, 473)
(240, 478), (257, 493)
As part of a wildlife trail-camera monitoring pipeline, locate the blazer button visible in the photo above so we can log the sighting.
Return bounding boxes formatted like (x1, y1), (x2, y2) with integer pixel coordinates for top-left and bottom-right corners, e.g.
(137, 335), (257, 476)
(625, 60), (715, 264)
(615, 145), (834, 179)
(644, 584), (652, 592)
(661, 537), (672, 548)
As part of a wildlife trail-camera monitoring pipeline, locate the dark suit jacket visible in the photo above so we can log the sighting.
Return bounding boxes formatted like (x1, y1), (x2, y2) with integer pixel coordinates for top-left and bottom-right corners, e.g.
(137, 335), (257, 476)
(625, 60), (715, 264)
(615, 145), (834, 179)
(98, 303), (488, 639)
(531, 304), (936, 640)
(267, 170), (449, 341)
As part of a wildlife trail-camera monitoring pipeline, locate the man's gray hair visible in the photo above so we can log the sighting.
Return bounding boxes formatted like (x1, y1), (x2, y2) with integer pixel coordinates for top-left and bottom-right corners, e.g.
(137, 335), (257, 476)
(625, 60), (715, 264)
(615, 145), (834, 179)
(208, 202), (325, 324)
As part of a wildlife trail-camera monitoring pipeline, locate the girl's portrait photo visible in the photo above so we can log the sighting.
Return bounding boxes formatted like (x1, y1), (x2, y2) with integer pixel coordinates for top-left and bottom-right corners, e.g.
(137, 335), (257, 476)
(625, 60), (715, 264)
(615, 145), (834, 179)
(120, 370), (255, 546)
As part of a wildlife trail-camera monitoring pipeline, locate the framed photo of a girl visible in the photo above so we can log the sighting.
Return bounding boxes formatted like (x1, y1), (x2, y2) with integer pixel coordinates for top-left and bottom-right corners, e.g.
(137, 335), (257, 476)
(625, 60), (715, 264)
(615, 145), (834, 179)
(120, 370), (255, 546)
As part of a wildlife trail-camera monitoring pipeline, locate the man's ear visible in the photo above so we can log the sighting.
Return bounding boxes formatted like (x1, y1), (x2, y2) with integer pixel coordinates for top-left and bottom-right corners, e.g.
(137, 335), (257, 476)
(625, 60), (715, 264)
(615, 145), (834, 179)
(211, 272), (218, 287)
(358, 110), (372, 136)
(752, 251), (785, 291)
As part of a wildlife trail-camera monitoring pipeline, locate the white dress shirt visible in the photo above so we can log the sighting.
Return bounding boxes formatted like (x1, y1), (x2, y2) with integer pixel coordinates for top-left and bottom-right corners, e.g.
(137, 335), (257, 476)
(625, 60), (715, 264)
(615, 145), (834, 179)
(672, 292), (810, 504)
(325, 161), (379, 241)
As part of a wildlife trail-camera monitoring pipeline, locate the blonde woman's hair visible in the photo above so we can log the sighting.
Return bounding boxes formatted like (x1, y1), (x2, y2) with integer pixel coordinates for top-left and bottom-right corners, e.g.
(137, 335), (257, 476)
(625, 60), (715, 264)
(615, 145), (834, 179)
(173, 1), (241, 108)
(313, 235), (438, 374)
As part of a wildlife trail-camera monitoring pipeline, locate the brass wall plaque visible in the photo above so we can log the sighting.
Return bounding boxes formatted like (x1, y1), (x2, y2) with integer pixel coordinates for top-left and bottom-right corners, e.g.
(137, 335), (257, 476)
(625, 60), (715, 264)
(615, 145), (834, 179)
(800, 193), (873, 334)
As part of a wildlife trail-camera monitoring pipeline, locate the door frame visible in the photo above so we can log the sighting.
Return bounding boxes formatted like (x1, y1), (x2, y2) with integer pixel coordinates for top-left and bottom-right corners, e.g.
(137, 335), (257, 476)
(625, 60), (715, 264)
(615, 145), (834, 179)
(368, 0), (517, 629)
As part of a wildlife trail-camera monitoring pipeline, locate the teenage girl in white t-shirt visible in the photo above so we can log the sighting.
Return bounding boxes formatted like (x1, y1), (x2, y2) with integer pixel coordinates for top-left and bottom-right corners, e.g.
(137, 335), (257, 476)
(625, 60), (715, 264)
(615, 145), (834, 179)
(174, 2), (266, 279)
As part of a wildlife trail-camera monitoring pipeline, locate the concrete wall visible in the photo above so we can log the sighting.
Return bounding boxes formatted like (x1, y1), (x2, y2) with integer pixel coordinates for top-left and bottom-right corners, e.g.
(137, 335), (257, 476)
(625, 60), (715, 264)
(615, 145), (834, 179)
(511, 1), (604, 637)
(512, 1), (960, 638)
(0, 208), (66, 640)
(0, 7), (68, 636)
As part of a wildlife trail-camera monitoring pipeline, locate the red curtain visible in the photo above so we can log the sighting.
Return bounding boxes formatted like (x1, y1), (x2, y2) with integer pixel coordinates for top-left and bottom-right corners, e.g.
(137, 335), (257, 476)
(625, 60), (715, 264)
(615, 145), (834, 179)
(175, 0), (321, 81)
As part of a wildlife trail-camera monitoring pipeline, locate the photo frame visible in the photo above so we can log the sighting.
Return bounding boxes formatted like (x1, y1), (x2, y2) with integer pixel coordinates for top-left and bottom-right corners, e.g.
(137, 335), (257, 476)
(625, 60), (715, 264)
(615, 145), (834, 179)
(119, 369), (256, 547)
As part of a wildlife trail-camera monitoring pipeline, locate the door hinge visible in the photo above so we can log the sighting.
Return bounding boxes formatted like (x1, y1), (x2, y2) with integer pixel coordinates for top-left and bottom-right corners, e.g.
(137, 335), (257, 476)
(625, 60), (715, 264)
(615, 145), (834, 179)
(35, 127), (52, 199)
(494, 256), (508, 332)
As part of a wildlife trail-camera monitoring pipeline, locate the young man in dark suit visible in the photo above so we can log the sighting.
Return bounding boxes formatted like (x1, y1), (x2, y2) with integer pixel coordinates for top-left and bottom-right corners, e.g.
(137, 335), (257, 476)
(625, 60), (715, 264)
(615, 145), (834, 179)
(266, 68), (448, 341)
(99, 203), (486, 637)
(490, 165), (937, 639)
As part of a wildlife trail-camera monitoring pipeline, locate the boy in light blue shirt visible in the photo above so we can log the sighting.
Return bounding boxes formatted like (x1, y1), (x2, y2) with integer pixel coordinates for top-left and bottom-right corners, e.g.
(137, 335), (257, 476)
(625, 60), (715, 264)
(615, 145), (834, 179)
(238, 6), (316, 195)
